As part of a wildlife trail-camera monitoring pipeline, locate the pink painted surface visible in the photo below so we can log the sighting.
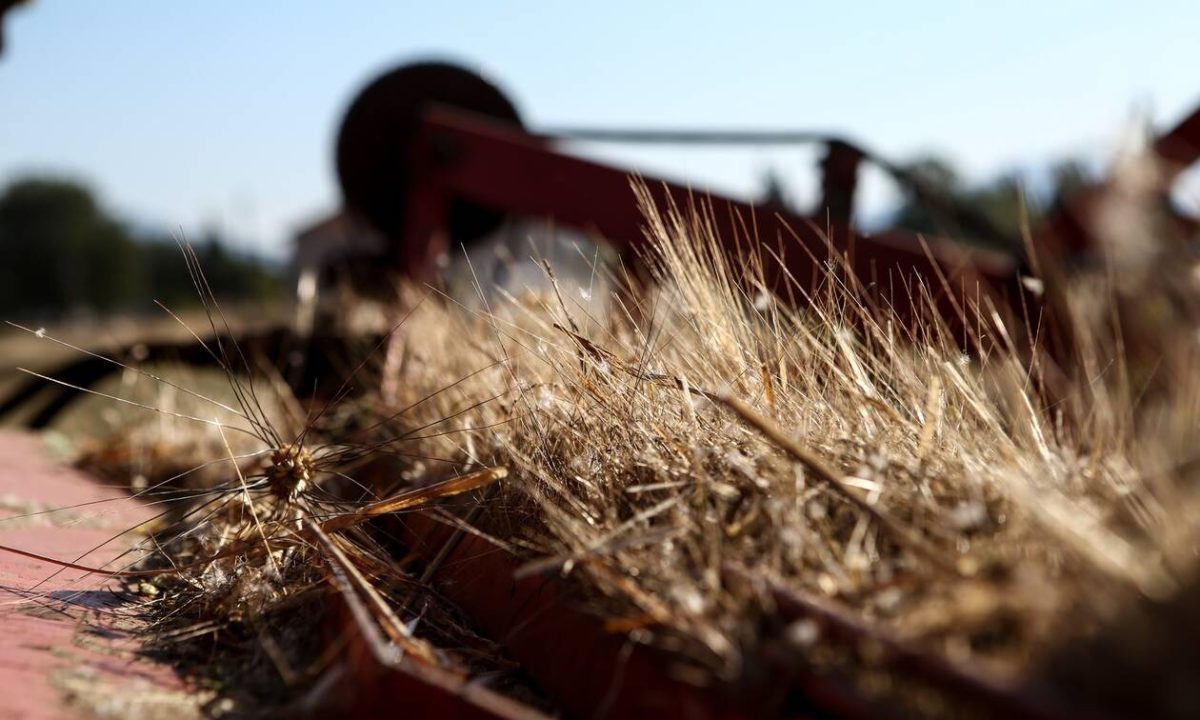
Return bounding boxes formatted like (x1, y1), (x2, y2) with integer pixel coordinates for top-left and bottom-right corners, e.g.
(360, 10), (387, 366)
(0, 431), (185, 719)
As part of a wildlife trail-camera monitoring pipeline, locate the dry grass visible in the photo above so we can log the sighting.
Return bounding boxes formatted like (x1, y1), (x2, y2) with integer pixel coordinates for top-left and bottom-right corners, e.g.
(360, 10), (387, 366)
(9, 174), (1200, 716)
(373, 183), (1200, 713)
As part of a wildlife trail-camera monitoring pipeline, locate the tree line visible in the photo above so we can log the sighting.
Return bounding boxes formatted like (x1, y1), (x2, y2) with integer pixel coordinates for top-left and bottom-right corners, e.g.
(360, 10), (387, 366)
(0, 176), (282, 319)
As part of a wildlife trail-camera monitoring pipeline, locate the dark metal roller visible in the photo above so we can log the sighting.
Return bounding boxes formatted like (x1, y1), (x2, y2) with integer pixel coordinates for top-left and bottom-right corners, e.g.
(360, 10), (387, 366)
(335, 61), (523, 250)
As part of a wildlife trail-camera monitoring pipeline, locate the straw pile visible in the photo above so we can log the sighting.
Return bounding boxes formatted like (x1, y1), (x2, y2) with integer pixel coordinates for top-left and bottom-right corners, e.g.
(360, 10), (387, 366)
(55, 178), (1200, 716)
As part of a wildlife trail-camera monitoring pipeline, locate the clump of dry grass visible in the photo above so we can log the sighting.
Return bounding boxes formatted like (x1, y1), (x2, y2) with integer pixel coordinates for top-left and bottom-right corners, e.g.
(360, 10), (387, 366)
(2, 247), (516, 715)
(16, 175), (1200, 716)
(374, 184), (1200, 713)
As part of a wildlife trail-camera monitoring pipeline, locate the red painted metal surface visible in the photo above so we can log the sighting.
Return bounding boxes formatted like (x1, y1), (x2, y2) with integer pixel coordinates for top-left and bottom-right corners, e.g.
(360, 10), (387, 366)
(1035, 103), (1200, 259)
(322, 601), (550, 720)
(1153, 103), (1200, 173)
(724, 565), (1102, 720)
(385, 502), (1110, 719)
(390, 507), (759, 720)
(373, 94), (1200, 349)
(395, 106), (1026, 340)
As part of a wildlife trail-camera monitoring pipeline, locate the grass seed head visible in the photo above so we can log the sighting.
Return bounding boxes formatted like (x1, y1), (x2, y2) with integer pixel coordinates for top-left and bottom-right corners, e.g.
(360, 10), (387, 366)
(267, 443), (313, 502)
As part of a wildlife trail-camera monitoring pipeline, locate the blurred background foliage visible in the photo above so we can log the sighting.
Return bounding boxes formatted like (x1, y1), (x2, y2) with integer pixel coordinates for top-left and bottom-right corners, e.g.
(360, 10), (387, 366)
(0, 176), (283, 319)
(888, 156), (1094, 248)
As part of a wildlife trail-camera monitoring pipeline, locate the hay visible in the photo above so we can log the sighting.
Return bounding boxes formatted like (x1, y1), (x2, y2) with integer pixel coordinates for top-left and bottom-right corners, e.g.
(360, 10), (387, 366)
(22, 177), (1200, 716)
(370, 185), (1200, 712)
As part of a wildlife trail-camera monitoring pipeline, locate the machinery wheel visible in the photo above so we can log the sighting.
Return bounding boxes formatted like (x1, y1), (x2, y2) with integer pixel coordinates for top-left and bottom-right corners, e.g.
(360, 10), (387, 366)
(335, 60), (524, 260)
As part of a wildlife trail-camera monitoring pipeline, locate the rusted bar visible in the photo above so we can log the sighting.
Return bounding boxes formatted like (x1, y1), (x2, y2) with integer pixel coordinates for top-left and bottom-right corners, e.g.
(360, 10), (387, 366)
(400, 106), (1025, 340)
(1152, 103), (1200, 175)
(320, 591), (551, 720)
(1036, 102), (1200, 259)
(387, 503), (755, 720)
(724, 564), (1106, 720)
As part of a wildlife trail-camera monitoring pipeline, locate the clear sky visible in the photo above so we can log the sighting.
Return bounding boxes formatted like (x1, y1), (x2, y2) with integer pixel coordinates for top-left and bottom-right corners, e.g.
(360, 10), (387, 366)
(2, 1), (1198, 259)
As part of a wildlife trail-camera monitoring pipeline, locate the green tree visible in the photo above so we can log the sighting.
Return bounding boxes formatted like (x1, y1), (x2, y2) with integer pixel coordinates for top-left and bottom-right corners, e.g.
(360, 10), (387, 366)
(0, 177), (143, 315)
(889, 155), (1095, 252)
(0, 176), (281, 318)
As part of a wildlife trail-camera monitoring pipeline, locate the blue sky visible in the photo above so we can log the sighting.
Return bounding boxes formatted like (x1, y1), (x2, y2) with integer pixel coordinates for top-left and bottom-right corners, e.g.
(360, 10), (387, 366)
(2, 1), (1198, 258)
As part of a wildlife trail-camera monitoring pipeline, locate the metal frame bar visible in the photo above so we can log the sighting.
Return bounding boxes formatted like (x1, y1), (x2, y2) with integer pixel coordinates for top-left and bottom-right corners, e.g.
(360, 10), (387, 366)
(396, 106), (1026, 341)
